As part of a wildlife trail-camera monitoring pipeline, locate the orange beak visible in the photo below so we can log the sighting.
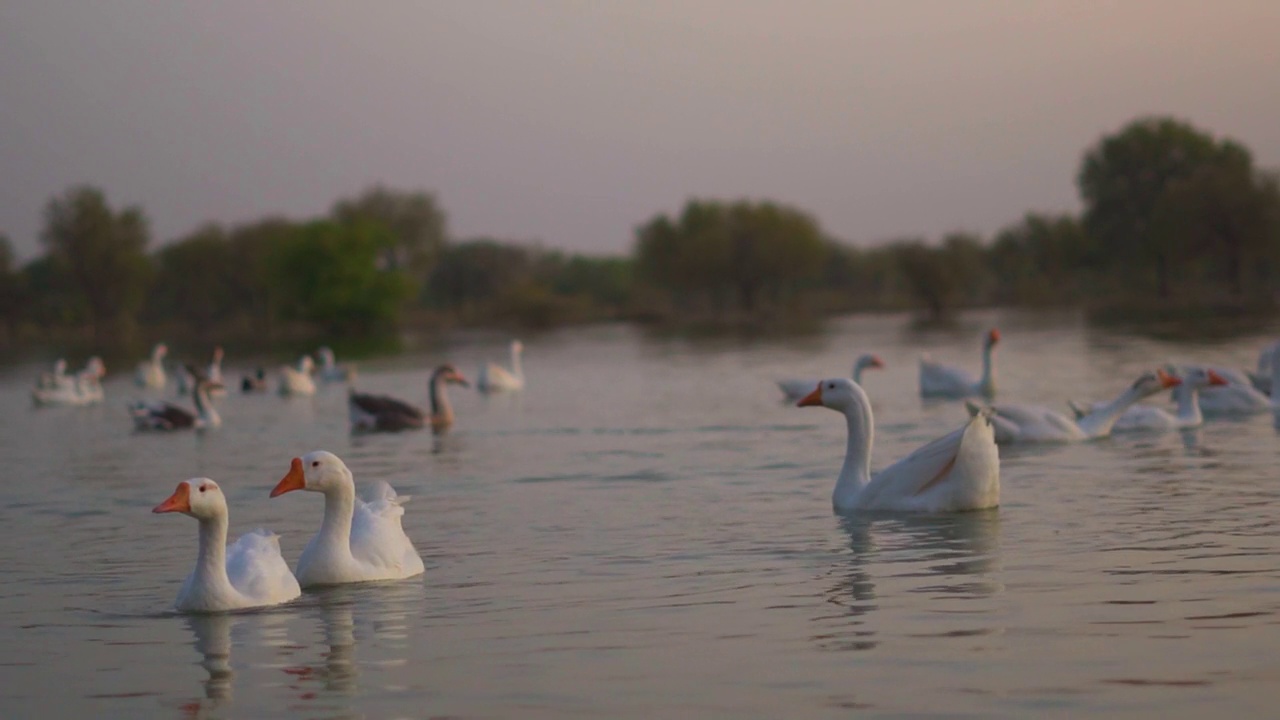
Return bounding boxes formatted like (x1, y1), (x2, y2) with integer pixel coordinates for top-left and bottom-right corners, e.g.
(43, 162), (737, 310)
(1157, 369), (1182, 388)
(153, 482), (191, 514)
(797, 384), (824, 407)
(988, 329), (1001, 344)
(271, 458), (306, 497)
(451, 371), (471, 388)
(1206, 370), (1229, 387)
(869, 356), (885, 369)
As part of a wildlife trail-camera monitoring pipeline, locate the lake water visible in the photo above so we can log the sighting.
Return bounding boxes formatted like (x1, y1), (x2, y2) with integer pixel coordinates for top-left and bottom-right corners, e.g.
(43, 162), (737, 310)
(3, 309), (1280, 719)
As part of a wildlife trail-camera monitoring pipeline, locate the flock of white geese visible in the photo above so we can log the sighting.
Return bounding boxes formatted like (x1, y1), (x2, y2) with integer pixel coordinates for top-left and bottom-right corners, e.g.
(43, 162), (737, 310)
(29, 331), (1280, 612)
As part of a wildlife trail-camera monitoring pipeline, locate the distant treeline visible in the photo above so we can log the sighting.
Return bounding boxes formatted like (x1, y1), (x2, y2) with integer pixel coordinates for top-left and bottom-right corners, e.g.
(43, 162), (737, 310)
(0, 115), (1277, 348)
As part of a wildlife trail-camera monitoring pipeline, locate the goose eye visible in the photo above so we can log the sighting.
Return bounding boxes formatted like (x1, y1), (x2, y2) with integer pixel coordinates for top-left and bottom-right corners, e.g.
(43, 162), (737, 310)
(312, 461), (320, 468)
(199, 485), (207, 493)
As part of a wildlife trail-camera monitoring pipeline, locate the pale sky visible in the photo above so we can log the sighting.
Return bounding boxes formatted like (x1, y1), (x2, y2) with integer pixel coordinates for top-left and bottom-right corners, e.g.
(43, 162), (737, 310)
(1, 1), (1277, 260)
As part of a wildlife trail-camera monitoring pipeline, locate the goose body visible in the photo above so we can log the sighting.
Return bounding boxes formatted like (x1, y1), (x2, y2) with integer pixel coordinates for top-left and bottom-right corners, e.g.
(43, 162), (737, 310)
(477, 340), (524, 393)
(131, 378), (222, 431)
(317, 347), (357, 383)
(348, 364), (470, 433)
(777, 353), (884, 402)
(270, 451), (424, 587)
(153, 479), (301, 612)
(32, 357), (105, 406)
(1069, 368), (1227, 432)
(35, 359), (70, 392)
(135, 343), (169, 389)
(988, 370), (1180, 443)
(919, 329), (1000, 399)
(797, 379), (1000, 513)
(278, 356), (317, 397)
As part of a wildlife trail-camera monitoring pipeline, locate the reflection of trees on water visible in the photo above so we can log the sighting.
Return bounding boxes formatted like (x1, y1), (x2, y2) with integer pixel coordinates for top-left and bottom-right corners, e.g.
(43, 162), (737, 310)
(814, 510), (1002, 652)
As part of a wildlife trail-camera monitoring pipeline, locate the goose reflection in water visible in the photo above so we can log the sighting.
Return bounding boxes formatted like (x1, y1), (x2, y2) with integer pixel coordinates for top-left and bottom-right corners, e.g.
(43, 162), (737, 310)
(184, 611), (295, 717)
(281, 582), (418, 710)
(186, 613), (234, 710)
(814, 510), (1003, 652)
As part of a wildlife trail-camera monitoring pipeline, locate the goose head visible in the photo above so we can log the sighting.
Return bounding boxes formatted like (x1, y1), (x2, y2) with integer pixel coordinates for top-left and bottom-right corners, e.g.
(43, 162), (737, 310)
(1179, 367), (1229, 390)
(1132, 368), (1182, 398)
(796, 378), (870, 413)
(431, 364), (470, 388)
(855, 354), (884, 373)
(511, 340), (524, 355)
(85, 357), (106, 378)
(154, 343), (169, 360)
(317, 347), (336, 365)
(153, 479), (227, 520)
(212, 346), (224, 363)
(984, 328), (1001, 349)
(299, 356), (315, 374)
(271, 450), (352, 497)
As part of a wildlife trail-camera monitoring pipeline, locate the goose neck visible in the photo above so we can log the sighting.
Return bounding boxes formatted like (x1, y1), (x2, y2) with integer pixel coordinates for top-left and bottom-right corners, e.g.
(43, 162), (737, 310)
(194, 513), (234, 594)
(1172, 386), (1202, 424)
(978, 344), (996, 396)
(318, 484), (356, 552)
(833, 404), (874, 509)
(429, 374), (454, 422)
(1078, 385), (1142, 437)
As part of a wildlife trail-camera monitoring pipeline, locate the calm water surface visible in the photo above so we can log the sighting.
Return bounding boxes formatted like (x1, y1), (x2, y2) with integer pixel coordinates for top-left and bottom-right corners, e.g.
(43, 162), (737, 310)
(3, 310), (1280, 719)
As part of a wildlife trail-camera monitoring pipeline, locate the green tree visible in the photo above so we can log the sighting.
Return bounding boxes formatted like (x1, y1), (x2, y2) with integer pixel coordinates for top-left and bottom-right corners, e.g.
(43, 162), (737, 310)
(149, 224), (242, 331)
(634, 199), (825, 315)
(0, 234), (23, 341)
(895, 240), (955, 321)
(227, 218), (296, 337)
(427, 239), (534, 309)
(269, 220), (412, 335)
(988, 214), (1094, 305)
(1077, 117), (1246, 298)
(1151, 162), (1280, 297)
(40, 186), (153, 340)
(332, 186), (447, 291)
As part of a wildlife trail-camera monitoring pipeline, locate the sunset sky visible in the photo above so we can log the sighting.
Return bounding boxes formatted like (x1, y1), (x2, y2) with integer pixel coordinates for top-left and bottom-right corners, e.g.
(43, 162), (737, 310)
(1, 1), (1276, 259)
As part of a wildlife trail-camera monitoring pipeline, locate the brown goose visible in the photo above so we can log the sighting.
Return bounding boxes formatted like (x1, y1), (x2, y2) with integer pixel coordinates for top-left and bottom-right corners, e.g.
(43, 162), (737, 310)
(348, 364), (469, 433)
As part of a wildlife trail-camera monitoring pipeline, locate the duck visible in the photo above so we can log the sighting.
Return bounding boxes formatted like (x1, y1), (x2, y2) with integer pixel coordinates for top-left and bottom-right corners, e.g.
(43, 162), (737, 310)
(777, 353), (884, 402)
(317, 347), (357, 383)
(32, 357), (106, 406)
(919, 329), (1000, 399)
(269, 450), (425, 587)
(278, 356), (317, 397)
(349, 364), (470, 433)
(130, 373), (223, 431)
(984, 369), (1181, 443)
(153, 478), (301, 612)
(135, 343), (169, 389)
(477, 340), (524, 393)
(241, 367), (268, 394)
(1068, 367), (1228, 431)
(796, 378), (1000, 513)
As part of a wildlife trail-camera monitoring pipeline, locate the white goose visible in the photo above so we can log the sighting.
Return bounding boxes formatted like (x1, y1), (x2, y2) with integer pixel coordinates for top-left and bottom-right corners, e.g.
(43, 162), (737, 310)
(153, 478), (301, 612)
(985, 369), (1181, 443)
(477, 340), (524, 393)
(32, 357), (106, 406)
(317, 347), (357, 383)
(135, 343), (169, 389)
(1195, 362), (1271, 416)
(270, 450), (424, 587)
(278, 356), (317, 397)
(1069, 367), (1228, 432)
(919, 329), (1000, 399)
(35, 359), (70, 391)
(797, 379), (1000, 513)
(777, 354), (884, 402)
